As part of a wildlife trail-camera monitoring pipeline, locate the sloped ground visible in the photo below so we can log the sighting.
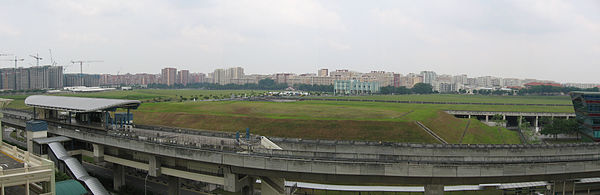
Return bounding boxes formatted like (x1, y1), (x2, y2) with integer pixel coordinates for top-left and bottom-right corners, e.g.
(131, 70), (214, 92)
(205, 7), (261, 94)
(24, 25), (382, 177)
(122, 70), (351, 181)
(134, 112), (438, 143)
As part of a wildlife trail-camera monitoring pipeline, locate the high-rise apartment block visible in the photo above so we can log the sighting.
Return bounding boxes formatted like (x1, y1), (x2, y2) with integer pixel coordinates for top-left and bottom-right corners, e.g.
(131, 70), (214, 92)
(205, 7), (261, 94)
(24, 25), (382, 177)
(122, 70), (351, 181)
(420, 71), (437, 84)
(211, 67), (245, 85)
(161, 67), (177, 86)
(0, 65), (63, 90)
(64, 74), (100, 87)
(318, 69), (328, 77)
(177, 70), (190, 85)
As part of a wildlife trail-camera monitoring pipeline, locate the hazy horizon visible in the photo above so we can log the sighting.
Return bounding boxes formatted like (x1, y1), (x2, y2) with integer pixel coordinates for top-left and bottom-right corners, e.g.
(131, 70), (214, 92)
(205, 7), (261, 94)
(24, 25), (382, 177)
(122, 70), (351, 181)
(1, 0), (598, 83)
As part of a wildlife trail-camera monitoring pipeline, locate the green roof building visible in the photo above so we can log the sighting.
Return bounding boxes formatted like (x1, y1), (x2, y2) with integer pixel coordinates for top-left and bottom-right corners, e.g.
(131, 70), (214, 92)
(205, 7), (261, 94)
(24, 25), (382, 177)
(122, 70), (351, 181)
(56, 180), (88, 195)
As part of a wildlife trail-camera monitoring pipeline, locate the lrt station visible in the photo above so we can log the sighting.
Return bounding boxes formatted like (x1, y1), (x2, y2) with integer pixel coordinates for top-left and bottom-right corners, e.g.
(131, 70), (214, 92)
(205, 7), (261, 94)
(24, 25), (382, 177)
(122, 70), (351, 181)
(8, 95), (600, 194)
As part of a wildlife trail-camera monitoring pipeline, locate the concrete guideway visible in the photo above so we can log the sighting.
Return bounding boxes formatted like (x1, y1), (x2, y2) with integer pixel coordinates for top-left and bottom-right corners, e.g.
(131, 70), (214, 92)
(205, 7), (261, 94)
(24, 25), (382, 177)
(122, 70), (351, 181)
(5, 108), (600, 195)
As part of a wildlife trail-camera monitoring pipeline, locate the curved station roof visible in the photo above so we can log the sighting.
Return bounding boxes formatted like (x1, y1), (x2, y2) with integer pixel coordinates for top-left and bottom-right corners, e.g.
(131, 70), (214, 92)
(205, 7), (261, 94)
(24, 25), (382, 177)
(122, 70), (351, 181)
(25, 95), (141, 112)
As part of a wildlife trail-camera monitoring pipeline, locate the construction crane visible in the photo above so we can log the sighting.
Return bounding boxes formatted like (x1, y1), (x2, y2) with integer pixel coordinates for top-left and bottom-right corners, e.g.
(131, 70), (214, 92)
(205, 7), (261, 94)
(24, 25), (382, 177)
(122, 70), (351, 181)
(71, 60), (103, 84)
(48, 49), (57, 66)
(0, 56), (25, 69)
(29, 53), (43, 66)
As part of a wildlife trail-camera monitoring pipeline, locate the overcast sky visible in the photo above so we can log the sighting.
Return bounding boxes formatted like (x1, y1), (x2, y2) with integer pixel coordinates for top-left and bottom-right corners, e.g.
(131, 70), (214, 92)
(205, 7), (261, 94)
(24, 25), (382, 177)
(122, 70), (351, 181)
(1, 0), (599, 83)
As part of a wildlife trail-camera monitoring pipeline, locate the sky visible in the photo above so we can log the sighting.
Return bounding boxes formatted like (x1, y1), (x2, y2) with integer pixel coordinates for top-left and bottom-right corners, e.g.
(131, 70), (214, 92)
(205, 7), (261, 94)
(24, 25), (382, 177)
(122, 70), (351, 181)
(0, 0), (599, 83)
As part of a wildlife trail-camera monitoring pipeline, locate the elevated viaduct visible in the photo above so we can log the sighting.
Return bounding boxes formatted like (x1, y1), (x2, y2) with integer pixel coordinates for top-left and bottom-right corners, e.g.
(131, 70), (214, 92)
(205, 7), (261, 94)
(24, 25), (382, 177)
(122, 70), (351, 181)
(0, 95), (596, 195)
(445, 110), (575, 128)
(3, 108), (600, 194)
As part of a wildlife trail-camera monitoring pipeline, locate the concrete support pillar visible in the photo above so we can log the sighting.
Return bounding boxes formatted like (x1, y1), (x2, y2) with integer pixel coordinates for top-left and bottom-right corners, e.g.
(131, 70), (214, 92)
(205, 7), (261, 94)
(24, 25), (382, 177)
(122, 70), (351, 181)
(168, 176), (180, 195)
(224, 168), (240, 192)
(535, 116), (539, 128)
(92, 144), (104, 163)
(567, 116), (570, 119)
(424, 184), (444, 195)
(485, 115), (489, 122)
(468, 115), (471, 119)
(260, 177), (285, 195)
(552, 180), (576, 195)
(113, 164), (125, 191)
(0, 112), (3, 142)
(502, 115), (506, 120)
(241, 176), (255, 195)
(519, 116), (523, 126)
(148, 155), (161, 177)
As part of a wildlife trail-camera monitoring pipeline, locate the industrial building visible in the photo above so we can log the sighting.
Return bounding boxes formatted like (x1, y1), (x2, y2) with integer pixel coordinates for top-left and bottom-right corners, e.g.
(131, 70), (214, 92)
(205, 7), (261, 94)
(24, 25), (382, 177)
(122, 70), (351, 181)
(570, 91), (600, 141)
(334, 80), (380, 95)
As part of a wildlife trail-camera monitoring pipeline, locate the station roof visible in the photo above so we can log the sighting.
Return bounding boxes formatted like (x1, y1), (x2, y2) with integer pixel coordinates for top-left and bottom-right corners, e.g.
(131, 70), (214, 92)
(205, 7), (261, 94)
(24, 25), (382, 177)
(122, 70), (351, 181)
(25, 95), (141, 113)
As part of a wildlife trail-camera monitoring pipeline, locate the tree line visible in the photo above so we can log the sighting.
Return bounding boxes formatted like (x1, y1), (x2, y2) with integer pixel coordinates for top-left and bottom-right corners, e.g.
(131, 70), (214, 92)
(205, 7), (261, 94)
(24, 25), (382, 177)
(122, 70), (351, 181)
(146, 79), (599, 96)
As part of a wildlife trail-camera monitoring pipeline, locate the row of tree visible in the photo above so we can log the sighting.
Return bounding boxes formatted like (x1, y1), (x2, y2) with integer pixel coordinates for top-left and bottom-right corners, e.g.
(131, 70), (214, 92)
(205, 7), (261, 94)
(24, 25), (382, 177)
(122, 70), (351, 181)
(379, 83), (434, 94)
(539, 117), (580, 138)
(146, 79), (598, 96)
(517, 85), (598, 95)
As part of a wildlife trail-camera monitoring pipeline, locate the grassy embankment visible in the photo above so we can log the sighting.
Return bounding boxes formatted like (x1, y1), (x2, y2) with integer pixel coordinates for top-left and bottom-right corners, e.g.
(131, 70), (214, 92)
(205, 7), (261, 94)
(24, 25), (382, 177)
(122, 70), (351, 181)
(320, 94), (572, 105)
(0, 91), (572, 144)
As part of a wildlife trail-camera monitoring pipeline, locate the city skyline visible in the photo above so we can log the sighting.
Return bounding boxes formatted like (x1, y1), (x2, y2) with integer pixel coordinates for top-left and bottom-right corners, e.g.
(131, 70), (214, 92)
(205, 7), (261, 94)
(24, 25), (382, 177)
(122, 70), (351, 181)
(1, 0), (599, 83)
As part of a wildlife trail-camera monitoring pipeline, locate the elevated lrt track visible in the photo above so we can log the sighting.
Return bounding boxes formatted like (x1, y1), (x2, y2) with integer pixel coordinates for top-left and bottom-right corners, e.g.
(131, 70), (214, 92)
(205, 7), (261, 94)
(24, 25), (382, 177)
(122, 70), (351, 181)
(3, 95), (600, 195)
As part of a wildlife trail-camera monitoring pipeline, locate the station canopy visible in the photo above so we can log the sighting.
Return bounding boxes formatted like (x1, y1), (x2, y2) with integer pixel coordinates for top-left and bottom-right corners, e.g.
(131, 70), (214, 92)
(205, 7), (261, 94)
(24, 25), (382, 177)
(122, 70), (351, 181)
(25, 95), (141, 113)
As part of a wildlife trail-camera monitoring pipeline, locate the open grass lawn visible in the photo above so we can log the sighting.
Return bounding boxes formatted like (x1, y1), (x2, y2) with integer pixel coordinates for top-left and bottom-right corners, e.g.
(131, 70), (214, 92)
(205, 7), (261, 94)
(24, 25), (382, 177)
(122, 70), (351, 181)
(1, 90), (575, 143)
(133, 100), (523, 143)
(321, 94), (572, 105)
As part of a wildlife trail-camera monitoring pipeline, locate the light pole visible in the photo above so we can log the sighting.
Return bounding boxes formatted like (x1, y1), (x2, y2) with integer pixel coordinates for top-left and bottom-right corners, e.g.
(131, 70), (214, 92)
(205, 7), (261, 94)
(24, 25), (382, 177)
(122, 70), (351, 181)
(144, 173), (149, 195)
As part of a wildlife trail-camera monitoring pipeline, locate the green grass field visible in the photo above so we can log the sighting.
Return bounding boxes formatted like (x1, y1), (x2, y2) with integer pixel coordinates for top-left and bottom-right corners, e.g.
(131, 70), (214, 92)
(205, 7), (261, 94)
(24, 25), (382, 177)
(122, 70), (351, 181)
(132, 100), (522, 143)
(321, 94), (572, 105)
(0, 90), (576, 144)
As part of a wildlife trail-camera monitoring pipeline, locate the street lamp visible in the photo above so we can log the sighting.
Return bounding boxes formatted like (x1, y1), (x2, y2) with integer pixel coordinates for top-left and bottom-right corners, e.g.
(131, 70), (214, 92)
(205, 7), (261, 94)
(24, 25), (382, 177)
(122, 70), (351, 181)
(144, 173), (149, 195)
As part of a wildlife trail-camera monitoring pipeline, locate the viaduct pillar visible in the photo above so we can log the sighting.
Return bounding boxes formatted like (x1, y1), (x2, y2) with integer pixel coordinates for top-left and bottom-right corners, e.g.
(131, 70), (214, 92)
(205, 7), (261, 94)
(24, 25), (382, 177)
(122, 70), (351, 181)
(148, 155), (161, 177)
(424, 184), (444, 195)
(224, 168), (254, 194)
(113, 164), (125, 191)
(168, 176), (181, 195)
(260, 177), (285, 195)
(485, 115), (489, 122)
(92, 144), (104, 163)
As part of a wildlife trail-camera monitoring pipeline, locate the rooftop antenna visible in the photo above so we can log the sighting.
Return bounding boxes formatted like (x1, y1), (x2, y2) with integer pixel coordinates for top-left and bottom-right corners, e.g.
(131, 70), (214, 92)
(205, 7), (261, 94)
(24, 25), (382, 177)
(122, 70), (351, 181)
(29, 53), (42, 66)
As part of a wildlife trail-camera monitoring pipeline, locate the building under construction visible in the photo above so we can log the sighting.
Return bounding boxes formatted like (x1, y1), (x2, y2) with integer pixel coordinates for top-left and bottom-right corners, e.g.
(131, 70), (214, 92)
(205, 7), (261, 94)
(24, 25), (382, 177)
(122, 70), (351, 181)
(0, 66), (63, 90)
